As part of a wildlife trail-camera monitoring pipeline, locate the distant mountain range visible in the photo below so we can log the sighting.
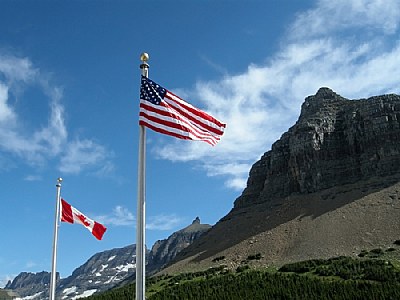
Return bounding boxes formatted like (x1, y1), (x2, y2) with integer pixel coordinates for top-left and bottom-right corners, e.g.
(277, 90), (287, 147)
(3, 217), (210, 299)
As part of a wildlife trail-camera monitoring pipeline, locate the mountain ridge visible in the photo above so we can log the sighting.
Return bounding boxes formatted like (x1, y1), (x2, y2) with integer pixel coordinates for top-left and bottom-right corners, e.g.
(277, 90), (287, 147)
(160, 87), (400, 274)
(6, 218), (210, 299)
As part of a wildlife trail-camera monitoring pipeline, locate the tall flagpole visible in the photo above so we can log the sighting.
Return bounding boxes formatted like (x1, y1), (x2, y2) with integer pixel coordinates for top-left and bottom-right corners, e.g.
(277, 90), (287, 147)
(136, 53), (149, 300)
(49, 177), (62, 300)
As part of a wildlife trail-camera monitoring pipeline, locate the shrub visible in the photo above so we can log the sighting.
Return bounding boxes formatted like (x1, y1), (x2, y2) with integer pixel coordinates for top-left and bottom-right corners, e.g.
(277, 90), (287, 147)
(236, 265), (250, 273)
(370, 248), (384, 255)
(358, 250), (368, 257)
(247, 253), (262, 260)
(212, 256), (225, 262)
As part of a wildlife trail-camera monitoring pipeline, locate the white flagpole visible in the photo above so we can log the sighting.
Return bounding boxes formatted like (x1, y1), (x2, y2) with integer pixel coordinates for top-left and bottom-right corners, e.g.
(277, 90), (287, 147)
(49, 177), (62, 300)
(136, 53), (149, 300)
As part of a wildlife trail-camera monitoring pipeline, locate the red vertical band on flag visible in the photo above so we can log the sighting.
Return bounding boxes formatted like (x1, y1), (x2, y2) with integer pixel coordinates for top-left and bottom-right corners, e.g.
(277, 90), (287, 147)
(92, 223), (107, 240)
(61, 199), (74, 224)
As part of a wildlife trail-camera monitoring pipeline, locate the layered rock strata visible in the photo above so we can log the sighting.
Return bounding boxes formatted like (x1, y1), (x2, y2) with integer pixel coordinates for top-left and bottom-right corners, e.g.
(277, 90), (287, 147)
(236, 88), (400, 208)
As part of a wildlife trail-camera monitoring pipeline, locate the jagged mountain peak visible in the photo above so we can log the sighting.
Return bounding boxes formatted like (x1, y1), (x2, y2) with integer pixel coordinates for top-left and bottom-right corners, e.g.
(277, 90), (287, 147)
(178, 217), (210, 234)
(299, 87), (348, 122)
(5, 271), (57, 290)
(160, 89), (400, 275)
(235, 88), (400, 208)
(147, 219), (211, 273)
(313, 87), (341, 100)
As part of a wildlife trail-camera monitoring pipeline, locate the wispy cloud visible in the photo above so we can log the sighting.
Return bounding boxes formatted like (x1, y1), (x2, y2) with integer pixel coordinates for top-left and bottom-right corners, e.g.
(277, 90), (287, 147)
(152, 0), (400, 190)
(289, 0), (400, 39)
(146, 214), (184, 231)
(25, 261), (37, 269)
(59, 139), (112, 174)
(96, 206), (135, 226)
(0, 52), (114, 176)
(95, 206), (183, 231)
(199, 54), (229, 76)
(24, 175), (42, 181)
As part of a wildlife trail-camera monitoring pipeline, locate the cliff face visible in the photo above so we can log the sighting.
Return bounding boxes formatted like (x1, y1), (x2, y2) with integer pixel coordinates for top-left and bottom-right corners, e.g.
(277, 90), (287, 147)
(161, 88), (400, 275)
(148, 217), (211, 272)
(235, 88), (400, 208)
(4, 271), (57, 298)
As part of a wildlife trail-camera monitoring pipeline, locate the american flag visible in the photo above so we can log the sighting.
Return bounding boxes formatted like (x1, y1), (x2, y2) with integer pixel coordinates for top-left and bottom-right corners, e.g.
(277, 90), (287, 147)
(139, 76), (226, 146)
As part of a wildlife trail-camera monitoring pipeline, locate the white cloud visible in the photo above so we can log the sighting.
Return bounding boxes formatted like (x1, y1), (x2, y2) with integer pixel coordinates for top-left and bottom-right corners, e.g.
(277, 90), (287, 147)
(95, 206), (183, 231)
(199, 54), (228, 76)
(0, 83), (15, 122)
(152, 0), (400, 191)
(146, 214), (183, 231)
(96, 206), (135, 226)
(24, 175), (42, 181)
(289, 0), (400, 39)
(0, 52), (113, 175)
(33, 87), (67, 156)
(25, 261), (37, 269)
(58, 139), (111, 174)
(0, 52), (37, 83)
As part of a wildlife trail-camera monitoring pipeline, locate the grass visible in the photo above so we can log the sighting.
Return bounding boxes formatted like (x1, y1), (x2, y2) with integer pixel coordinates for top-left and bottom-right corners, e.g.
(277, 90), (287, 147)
(85, 243), (400, 300)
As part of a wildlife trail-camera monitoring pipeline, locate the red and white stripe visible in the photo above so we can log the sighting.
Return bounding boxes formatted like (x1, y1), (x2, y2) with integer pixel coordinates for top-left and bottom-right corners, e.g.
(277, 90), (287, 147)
(60, 199), (107, 240)
(139, 90), (226, 146)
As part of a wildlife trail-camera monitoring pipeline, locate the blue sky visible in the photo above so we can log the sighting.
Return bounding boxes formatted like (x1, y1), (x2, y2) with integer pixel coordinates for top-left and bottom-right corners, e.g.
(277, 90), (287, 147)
(1, 0), (400, 287)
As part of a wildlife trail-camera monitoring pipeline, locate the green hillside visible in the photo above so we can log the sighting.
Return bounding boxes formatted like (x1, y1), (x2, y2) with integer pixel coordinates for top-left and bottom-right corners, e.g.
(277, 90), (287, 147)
(0, 289), (18, 300)
(84, 250), (400, 300)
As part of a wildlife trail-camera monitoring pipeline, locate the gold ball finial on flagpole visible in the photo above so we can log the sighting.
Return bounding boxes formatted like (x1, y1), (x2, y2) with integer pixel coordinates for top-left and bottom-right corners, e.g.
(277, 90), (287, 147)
(140, 52), (149, 77)
(140, 52), (149, 63)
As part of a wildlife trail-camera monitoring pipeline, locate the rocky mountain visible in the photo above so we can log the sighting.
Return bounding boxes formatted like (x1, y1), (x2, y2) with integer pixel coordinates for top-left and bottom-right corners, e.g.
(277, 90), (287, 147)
(236, 87), (400, 208)
(57, 244), (138, 299)
(111, 217), (211, 288)
(7, 218), (209, 299)
(162, 88), (400, 274)
(147, 217), (211, 273)
(5, 245), (137, 299)
(5, 271), (58, 298)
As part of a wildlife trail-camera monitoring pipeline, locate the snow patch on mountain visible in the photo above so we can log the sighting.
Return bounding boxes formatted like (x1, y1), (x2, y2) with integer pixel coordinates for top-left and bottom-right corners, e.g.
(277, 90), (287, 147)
(71, 289), (97, 299)
(116, 263), (135, 273)
(15, 291), (43, 299)
(107, 255), (116, 261)
(63, 286), (77, 295)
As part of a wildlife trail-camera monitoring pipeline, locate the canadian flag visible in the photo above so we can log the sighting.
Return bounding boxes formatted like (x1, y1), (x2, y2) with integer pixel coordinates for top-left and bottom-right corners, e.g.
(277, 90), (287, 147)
(60, 199), (107, 240)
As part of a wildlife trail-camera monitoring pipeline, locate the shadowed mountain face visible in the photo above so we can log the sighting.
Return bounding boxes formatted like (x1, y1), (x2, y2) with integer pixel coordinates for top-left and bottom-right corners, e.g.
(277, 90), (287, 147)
(147, 217), (211, 273)
(163, 88), (400, 273)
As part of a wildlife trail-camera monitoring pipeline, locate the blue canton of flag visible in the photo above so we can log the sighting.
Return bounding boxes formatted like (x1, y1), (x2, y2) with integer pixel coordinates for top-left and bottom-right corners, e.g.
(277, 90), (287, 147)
(140, 76), (166, 105)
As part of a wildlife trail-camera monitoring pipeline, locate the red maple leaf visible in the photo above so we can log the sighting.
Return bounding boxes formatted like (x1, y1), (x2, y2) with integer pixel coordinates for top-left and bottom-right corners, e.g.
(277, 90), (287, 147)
(77, 214), (91, 227)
